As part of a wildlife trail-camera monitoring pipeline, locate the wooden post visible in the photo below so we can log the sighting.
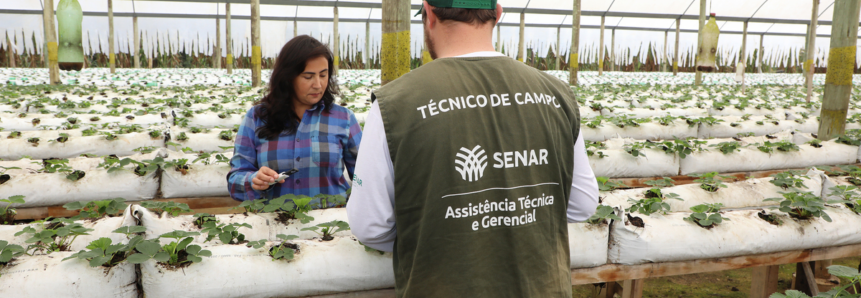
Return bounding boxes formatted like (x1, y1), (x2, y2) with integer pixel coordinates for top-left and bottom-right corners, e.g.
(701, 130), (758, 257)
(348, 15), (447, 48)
(215, 11), (221, 69)
(496, 22), (501, 52)
(621, 279), (644, 298)
(599, 15), (604, 76)
(250, 0), (261, 87)
(610, 28), (615, 71)
(556, 26), (561, 70)
(673, 18), (680, 75)
(365, 21), (370, 69)
(517, 12), (524, 62)
(133, 16), (140, 68)
(806, 0), (820, 103)
(44, 0), (60, 84)
(42, 2), (49, 68)
(750, 265), (780, 298)
(6, 32), (15, 68)
(569, 0), (580, 85)
(381, 0), (410, 85)
(758, 34), (764, 73)
(663, 31), (668, 72)
(694, 0), (706, 85)
(817, 0), (860, 140)
(226, 2), (233, 74)
(108, 0), (115, 73)
(294, 18), (298, 38)
(333, 5), (339, 76)
(741, 21), (748, 93)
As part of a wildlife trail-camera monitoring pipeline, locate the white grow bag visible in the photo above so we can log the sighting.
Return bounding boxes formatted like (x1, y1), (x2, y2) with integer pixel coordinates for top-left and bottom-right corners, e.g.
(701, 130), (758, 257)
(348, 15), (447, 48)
(0, 130), (164, 160)
(177, 111), (244, 129)
(590, 148), (679, 178)
(0, 254), (137, 298)
(139, 237), (395, 298)
(0, 152), (162, 208)
(160, 151), (231, 198)
(568, 222), (610, 269)
(679, 141), (858, 175)
(132, 205), (270, 245)
(582, 120), (696, 142)
(168, 128), (235, 153)
(0, 205), (138, 251)
(609, 207), (861, 265)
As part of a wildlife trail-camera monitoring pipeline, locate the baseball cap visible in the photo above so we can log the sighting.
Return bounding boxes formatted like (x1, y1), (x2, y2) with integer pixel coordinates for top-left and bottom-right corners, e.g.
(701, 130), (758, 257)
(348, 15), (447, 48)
(415, 0), (498, 17)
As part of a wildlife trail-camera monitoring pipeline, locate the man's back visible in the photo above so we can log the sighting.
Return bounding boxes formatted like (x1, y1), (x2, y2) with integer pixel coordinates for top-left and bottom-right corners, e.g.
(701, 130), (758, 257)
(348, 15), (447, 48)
(371, 55), (581, 297)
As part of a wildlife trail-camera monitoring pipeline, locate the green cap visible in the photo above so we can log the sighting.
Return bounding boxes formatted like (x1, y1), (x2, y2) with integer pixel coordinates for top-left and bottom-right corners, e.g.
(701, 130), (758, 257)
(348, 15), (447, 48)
(415, 0), (497, 17)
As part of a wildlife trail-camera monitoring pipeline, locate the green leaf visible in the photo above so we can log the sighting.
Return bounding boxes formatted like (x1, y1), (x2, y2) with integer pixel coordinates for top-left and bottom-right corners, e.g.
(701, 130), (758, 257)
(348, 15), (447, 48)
(113, 226), (147, 235)
(89, 256), (111, 267)
(135, 241), (161, 256)
(185, 244), (201, 255)
(186, 255), (202, 263)
(153, 251), (170, 262)
(826, 265), (861, 278)
(127, 253), (151, 264)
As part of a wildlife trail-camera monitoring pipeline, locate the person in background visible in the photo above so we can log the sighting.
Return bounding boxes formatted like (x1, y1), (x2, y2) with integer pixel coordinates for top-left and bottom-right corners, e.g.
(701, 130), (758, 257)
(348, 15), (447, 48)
(347, 0), (599, 297)
(227, 35), (362, 207)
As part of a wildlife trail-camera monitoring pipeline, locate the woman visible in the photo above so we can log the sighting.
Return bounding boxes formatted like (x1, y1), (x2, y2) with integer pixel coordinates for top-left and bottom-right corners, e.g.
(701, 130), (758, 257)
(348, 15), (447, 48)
(227, 35), (362, 207)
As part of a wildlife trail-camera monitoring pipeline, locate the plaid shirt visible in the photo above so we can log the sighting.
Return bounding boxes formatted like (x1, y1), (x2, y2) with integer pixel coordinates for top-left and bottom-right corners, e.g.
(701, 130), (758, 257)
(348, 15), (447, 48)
(227, 103), (362, 204)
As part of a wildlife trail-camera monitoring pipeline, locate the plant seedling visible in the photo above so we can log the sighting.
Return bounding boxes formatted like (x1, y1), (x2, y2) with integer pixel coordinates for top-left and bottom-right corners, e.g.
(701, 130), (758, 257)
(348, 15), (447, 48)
(165, 158), (191, 175)
(218, 130), (234, 141)
(0, 195), (25, 224)
(769, 172), (809, 190)
(769, 265), (861, 298)
(128, 230), (211, 266)
(301, 220), (350, 241)
(623, 142), (649, 157)
(684, 203), (730, 228)
(132, 156), (164, 176)
(0, 166), (20, 185)
(27, 137), (39, 146)
(626, 196), (681, 216)
(764, 191), (834, 222)
(644, 177), (675, 188)
(586, 205), (621, 225)
(15, 218), (93, 254)
(596, 176), (627, 192)
(7, 131), (21, 139)
(246, 234), (300, 261)
(62, 226), (147, 267)
(63, 198), (128, 219)
(0, 240), (26, 274)
(710, 141), (741, 155)
(201, 222), (252, 244)
(176, 132), (189, 141)
(691, 172), (733, 192)
(140, 201), (192, 217)
(643, 188), (681, 200)
(148, 130), (162, 139)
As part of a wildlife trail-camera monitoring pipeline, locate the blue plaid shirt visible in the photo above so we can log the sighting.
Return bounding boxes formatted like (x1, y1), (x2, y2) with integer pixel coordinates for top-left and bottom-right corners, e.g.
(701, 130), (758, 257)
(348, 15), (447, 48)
(227, 103), (362, 204)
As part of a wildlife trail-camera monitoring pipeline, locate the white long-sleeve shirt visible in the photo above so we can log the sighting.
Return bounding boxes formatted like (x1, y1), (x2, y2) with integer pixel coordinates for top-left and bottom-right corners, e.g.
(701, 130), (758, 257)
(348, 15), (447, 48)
(346, 52), (600, 252)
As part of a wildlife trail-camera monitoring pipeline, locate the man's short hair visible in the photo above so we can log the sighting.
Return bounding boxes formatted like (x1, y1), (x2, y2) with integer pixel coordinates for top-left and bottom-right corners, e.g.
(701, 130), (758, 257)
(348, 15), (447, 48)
(430, 7), (497, 25)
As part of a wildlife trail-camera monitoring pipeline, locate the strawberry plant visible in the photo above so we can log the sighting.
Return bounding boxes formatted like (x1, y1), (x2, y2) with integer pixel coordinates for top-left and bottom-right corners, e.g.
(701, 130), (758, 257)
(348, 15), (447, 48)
(626, 196), (681, 216)
(246, 234), (300, 261)
(192, 213), (218, 228)
(586, 205), (621, 225)
(596, 176), (627, 191)
(49, 133), (70, 144)
(774, 140), (800, 152)
(0, 166), (20, 185)
(807, 139), (823, 148)
(148, 129), (162, 139)
(0, 195), (24, 224)
(218, 130), (234, 141)
(132, 156), (164, 176)
(769, 172), (808, 190)
(15, 218), (93, 254)
(644, 177), (675, 188)
(81, 127), (98, 136)
(176, 131), (189, 141)
(828, 185), (861, 214)
(692, 172), (733, 192)
(301, 220), (350, 241)
(654, 138), (708, 159)
(128, 230), (211, 266)
(27, 137), (39, 146)
(62, 226), (147, 267)
(643, 188), (681, 201)
(201, 222), (252, 244)
(7, 131), (21, 139)
(764, 191), (833, 222)
(98, 156), (135, 173)
(769, 265), (861, 298)
(140, 201), (192, 217)
(63, 198), (128, 219)
(0, 240), (26, 275)
(684, 203), (730, 228)
(623, 142), (649, 157)
(585, 141), (608, 158)
(710, 141), (741, 154)
(133, 146), (158, 154)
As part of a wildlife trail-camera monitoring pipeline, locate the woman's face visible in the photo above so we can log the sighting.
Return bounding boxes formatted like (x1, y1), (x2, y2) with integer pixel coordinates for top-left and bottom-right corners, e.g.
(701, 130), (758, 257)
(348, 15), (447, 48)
(292, 55), (329, 110)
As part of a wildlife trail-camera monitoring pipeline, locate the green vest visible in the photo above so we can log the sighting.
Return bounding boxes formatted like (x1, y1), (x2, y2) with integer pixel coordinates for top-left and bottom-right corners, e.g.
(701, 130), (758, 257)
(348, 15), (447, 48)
(374, 56), (581, 298)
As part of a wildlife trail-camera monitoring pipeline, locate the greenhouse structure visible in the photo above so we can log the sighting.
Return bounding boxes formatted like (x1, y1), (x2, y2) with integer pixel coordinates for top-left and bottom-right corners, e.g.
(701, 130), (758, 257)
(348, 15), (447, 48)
(1, 0), (861, 297)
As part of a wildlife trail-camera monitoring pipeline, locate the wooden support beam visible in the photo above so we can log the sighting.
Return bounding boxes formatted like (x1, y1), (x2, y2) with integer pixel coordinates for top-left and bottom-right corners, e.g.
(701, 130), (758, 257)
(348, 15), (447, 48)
(108, 0), (115, 74)
(496, 22), (501, 52)
(365, 21), (370, 69)
(621, 279), (644, 298)
(381, 0), (410, 85)
(333, 5), (339, 76)
(517, 12), (525, 62)
(226, 2), (233, 74)
(817, 0), (861, 140)
(598, 15), (604, 76)
(740, 21), (748, 94)
(569, 0), (580, 85)
(694, 0), (706, 85)
(758, 34), (764, 73)
(750, 265), (780, 298)
(673, 18), (680, 76)
(43, 0), (60, 84)
(134, 16), (140, 68)
(250, 0), (261, 87)
(802, 261), (821, 296)
(556, 26), (561, 70)
(215, 11), (221, 69)
(6, 32), (15, 68)
(610, 28), (615, 72)
(663, 30), (668, 72)
(806, 0), (819, 103)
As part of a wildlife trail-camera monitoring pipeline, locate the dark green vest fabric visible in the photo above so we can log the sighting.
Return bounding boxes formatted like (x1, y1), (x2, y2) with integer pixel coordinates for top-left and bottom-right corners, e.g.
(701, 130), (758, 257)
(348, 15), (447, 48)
(374, 56), (581, 298)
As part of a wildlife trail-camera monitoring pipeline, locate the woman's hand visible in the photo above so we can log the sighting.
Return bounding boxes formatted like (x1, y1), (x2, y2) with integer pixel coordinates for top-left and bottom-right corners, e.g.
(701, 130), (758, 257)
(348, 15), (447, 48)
(252, 166), (283, 190)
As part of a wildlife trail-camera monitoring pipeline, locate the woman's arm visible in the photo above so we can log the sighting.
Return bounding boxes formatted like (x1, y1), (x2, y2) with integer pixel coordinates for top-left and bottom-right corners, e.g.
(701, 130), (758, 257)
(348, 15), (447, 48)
(342, 111), (363, 179)
(227, 108), (269, 201)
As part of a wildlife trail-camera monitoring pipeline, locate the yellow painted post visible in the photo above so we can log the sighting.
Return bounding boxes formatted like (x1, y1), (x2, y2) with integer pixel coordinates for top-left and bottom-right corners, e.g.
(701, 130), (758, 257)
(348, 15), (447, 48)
(333, 6), (339, 76)
(226, 2), (233, 74)
(674, 18), (680, 75)
(610, 28), (615, 72)
(817, 0), (861, 140)
(741, 21), (748, 93)
(365, 21), (370, 69)
(805, 0), (820, 103)
(133, 16), (140, 68)
(44, 0), (60, 84)
(555, 26), (560, 70)
(517, 12), (524, 62)
(758, 34), (764, 73)
(108, 0), (115, 74)
(251, 0), (261, 87)
(496, 22), (501, 52)
(215, 11), (221, 69)
(599, 15), (604, 76)
(694, 0), (706, 85)
(381, 0), (410, 85)
(6, 33), (15, 68)
(663, 31), (668, 72)
(569, 0), (580, 85)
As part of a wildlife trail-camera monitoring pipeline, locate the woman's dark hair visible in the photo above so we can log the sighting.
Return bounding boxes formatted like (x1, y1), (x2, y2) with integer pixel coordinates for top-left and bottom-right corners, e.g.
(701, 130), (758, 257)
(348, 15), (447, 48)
(255, 35), (339, 139)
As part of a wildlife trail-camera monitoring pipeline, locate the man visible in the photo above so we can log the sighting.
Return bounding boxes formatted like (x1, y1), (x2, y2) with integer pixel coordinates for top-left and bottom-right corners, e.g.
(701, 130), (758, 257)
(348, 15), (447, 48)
(347, 1), (599, 297)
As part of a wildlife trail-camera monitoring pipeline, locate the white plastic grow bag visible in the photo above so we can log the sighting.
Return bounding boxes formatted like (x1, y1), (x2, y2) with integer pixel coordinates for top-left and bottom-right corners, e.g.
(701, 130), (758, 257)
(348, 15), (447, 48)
(168, 128), (235, 153)
(0, 130), (164, 160)
(696, 117), (798, 139)
(679, 141), (858, 175)
(139, 237), (395, 298)
(582, 120), (696, 142)
(609, 206), (861, 265)
(568, 222), (610, 269)
(0, 152), (162, 208)
(131, 205), (270, 245)
(0, 205), (138, 251)
(160, 151), (231, 198)
(177, 111), (244, 129)
(0, 254), (137, 298)
(590, 148), (679, 178)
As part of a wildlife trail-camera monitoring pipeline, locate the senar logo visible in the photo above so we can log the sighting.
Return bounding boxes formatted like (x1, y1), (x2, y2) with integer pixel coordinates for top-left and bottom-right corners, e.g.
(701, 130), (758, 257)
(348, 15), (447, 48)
(455, 145), (487, 182)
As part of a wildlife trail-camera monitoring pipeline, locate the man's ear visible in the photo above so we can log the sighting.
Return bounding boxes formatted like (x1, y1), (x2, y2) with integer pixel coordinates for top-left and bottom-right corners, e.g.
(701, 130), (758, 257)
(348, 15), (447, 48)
(424, 1), (437, 28)
(495, 3), (503, 23)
